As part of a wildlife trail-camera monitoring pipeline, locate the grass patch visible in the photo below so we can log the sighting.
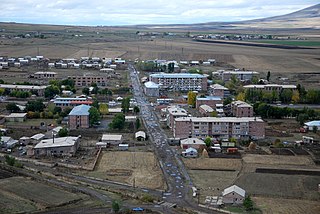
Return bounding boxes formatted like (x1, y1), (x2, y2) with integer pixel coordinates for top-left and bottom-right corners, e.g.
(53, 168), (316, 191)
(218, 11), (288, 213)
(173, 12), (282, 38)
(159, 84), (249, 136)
(254, 40), (320, 47)
(224, 205), (262, 214)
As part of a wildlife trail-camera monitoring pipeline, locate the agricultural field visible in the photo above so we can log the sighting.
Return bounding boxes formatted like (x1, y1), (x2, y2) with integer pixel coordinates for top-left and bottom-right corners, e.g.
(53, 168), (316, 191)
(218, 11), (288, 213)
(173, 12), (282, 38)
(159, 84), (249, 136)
(0, 176), (84, 213)
(254, 40), (320, 47)
(81, 151), (165, 190)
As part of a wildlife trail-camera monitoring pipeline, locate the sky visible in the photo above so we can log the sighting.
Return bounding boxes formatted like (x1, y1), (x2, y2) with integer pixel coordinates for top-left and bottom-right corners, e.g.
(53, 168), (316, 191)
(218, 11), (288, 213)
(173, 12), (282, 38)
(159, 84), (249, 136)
(0, 0), (318, 26)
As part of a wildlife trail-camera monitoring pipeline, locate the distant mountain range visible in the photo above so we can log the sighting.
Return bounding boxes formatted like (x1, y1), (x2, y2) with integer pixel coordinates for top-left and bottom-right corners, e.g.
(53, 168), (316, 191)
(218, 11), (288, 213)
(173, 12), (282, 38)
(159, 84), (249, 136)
(135, 4), (320, 31)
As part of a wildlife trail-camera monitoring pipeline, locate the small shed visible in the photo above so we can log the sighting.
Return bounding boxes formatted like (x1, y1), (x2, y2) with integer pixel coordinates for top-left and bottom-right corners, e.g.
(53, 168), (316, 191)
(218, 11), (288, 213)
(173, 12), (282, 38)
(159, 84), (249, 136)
(180, 138), (205, 150)
(19, 136), (31, 145)
(182, 147), (198, 158)
(222, 185), (245, 205)
(167, 138), (180, 146)
(118, 143), (129, 151)
(101, 134), (123, 146)
(96, 142), (108, 148)
(135, 131), (146, 141)
(5, 113), (27, 122)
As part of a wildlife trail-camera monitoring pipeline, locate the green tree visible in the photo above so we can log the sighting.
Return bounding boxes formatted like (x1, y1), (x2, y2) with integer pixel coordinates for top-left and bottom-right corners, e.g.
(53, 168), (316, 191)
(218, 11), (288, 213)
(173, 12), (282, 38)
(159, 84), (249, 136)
(112, 200), (120, 213)
(58, 127), (69, 137)
(243, 195), (254, 211)
(92, 99), (99, 109)
(109, 113), (125, 130)
(44, 85), (60, 99)
(121, 97), (130, 113)
(168, 62), (175, 73)
(89, 107), (100, 126)
(26, 99), (45, 112)
(135, 118), (141, 129)
(223, 96), (232, 106)
(0, 88), (5, 95)
(204, 137), (212, 147)
(312, 126), (318, 133)
(279, 89), (293, 103)
(6, 103), (20, 112)
(266, 71), (271, 82)
(187, 91), (197, 108)
(296, 113), (309, 126)
(133, 106), (140, 114)
(291, 90), (300, 103)
(82, 87), (90, 95)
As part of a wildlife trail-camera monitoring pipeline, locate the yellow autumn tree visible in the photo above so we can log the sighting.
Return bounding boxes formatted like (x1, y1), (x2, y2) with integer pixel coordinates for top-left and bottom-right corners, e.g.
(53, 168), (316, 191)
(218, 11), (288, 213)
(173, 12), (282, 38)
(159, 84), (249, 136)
(99, 103), (109, 115)
(292, 90), (300, 104)
(187, 91), (197, 108)
(236, 92), (245, 101)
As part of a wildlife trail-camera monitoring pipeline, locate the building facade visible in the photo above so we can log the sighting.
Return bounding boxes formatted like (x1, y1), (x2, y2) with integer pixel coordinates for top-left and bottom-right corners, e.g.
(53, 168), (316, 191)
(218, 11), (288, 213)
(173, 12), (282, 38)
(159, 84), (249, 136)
(69, 75), (108, 87)
(34, 71), (57, 79)
(243, 84), (297, 96)
(0, 84), (48, 96)
(173, 117), (265, 140)
(166, 106), (188, 129)
(51, 96), (93, 109)
(209, 84), (230, 98)
(144, 81), (159, 97)
(231, 101), (253, 117)
(150, 73), (207, 91)
(68, 104), (91, 129)
(196, 96), (222, 109)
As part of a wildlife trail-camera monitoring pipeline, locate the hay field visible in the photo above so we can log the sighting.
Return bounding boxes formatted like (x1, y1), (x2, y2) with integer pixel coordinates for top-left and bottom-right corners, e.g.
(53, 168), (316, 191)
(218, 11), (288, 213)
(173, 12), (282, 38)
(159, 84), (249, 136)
(243, 154), (314, 166)
(183, 158), (242, 170)
(253, 197), (320, 214)
(0, 177), (82, 213)
(84, 151), (165, 190)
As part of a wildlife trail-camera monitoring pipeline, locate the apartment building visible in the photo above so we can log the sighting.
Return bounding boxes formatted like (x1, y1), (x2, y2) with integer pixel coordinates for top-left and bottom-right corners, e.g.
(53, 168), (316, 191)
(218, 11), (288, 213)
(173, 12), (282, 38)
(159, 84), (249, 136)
(173, 117), (265, 140)
(212, 70), (259, 81)
(209, 84), (230, 98)
(231, 101), (253, 117)
(150, 73), (207, 91)
(51, 96), (93, 109)
(34, 71), (57, 79)
(68, 75), (108, 87)
(196, 96), (222, 109)
(166, 106), (188, 129)
(243, 84), (297, 95)
(68, 104), (91, 129)
(0, 84), (48, 96)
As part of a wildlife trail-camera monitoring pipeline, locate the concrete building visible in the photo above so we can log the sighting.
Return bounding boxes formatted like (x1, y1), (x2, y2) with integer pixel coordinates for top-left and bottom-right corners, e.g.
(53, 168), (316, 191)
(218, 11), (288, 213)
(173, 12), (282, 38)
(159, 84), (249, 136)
(212, 70), (259, 82)
(243, 84), (297, 96)
(34, 136), (80, 157)
(5, 113), (27, 122)
(180, 138), (206, 150)
(222, 185), (246, 205)
(101, 134), (123, 146)
(196, 96), (222, 109)
(173, 117), (265, 140)
(144, 81), (159, 97)
(199, 104), (214, 116)
(34, 71), (57, 79)
(0, 84), (48, 96)
(166, 106), (188, 129)
(51, 96), (93, 109)
(231, 101), (253, 117)
(68, 104), (91, 129)
(69, 75), (108, 87)
(209, 84), (230, 98)
(150, 73), (207, 91)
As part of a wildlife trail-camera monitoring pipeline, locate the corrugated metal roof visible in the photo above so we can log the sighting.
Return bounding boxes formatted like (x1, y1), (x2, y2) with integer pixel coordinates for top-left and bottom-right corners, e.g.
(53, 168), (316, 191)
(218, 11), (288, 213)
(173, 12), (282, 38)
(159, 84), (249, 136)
(68, 104), (91, 116)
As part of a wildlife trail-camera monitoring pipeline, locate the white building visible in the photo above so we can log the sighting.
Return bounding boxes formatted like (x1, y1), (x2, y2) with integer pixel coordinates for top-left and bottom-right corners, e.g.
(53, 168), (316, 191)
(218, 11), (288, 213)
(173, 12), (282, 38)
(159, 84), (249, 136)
(144, 81), (159, 97)
(222, 185), (246, 205)
(182, 147), (198, 158)
(101, 134), (123, 145)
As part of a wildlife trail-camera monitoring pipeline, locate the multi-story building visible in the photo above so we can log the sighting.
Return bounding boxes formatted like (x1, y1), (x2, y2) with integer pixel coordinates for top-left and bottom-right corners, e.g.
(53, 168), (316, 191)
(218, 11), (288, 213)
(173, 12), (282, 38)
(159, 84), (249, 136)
(173, 117), (265, 140)
(231, 101), (253, 117)
(212, 70), (259, 82)
(144, 81), (159, 97)
(243, 84), (297, 96)
(51, 96), (93, 109)
(150, 73), (207, 91)
(0, 84), (48, 96)
(209, 84), (230, 98)
(196, 96), (222, 109)
(34, 71), (57, 79)
(68, 75), (108, 87)
(68, 104), (91, 129)
(166, 106), (188, 129)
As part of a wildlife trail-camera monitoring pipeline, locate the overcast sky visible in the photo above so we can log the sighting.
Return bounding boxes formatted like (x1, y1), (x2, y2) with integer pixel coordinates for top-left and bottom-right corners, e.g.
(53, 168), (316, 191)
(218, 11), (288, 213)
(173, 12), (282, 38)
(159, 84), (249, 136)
(0, 0), (318, 26)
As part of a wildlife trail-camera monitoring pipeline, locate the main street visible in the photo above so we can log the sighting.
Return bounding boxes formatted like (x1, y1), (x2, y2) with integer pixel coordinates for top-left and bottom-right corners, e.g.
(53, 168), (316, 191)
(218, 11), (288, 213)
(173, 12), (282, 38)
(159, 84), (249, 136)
(128, 64), (219, 213)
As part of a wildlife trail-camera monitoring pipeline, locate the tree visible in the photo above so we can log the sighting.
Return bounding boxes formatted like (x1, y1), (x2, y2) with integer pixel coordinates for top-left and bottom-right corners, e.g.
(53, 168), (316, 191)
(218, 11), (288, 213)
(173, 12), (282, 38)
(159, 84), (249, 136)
(296, 113), (309, 126)
(0, 88), (4, 96)
(112, 200), (120, 213)
(135, 118), (141, 129)
(89, 107), (100, 126)
(133, 106), (140, 114)
(99, 103), (109, 115)
(280, 89), (293, 104)
(236, 92), (245, 101)
(204, 137), (212, 147)
(109, 113), (125, 130)
(82, 87), (90, 95)
(168, 62), (175, 73)
(243, 195), (254, 211)
(266, 71), (271, 82)
(223, 96), (232, 106)
(26, 99), (45, 112)
(291, 90), (300, 103)
(121, 97), (130, 113)
(92, 99), (99, 109)
(44, 85), (60, 99)
(58, 127), (69, 137)
(312, 126), (318, 133)
(187, 91), (196, 108)
(6, 103), (20, 112)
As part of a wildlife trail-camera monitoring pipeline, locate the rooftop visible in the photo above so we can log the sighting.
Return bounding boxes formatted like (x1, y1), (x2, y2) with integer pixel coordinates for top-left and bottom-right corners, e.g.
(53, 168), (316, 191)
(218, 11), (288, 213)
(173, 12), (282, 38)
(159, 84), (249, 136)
(0, 84), (48, 90)
(102, 134), (122, 141)
(144, 81), (159, 88)
(181, 138), (205, 145)
(34, 136), (79, 149)
(222, 185), (246, 197)
(135, 131), (146, 139)
(210, 84), (229, 90)
(150, 72), (205, 79)
(196, 96), (222, 101)
(34, 71), (57, 75)
(5, 113), (27, 118)
(68, 104), (91, 116)
(167, 106), (188, 115)
(243, 84), (297, 89)
(176, 117), (264, 123)
(199, 104), (214, 112)
(304, 121), (320, 127)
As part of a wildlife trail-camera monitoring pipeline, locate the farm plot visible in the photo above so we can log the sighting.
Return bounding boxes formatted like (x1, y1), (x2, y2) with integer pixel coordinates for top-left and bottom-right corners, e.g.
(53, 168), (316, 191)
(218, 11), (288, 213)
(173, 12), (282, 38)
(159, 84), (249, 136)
(82, 151), (165, 190)
(242, 154), (314, 166)
(0, 190), (37, 214)
(253, 196), (320, 214)
(183, 158), (242, 171)
(0, 177), (82, 208)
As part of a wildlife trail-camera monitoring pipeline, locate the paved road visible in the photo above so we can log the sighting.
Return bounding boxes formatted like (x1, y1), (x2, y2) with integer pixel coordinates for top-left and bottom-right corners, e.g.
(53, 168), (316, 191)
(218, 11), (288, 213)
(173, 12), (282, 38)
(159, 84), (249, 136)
(128, 64), (219, 213)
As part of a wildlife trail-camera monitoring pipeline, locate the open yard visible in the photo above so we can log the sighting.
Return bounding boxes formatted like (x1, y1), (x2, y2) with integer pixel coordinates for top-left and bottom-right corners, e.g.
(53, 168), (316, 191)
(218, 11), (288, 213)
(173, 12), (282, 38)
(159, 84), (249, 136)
(183, 158), (242, 170)
(81, 151), (165, 190)
(253, 197), (320, 214)
(242, 154), (314, 166)
(0, 176), (83, 213)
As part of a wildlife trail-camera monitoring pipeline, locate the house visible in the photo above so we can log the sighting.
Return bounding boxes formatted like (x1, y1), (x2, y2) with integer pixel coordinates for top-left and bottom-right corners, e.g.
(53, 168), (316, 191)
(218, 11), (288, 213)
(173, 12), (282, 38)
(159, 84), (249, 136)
(166, 106), (188, 129)
(34, 136), (80, 157)
(144, 81), (159, 97)
(96, 142), (108, 148)
(0, 136), (18, 149)
(68, 104), (91, 129)
(182, 147), (198, 158)
(19, 136), (31, 145)
(199, 104), (214, 116)
(209, 84), (230, 98)
(135, 131), (146, 141)
(125, 116), (137, 122)
(196, 96), (222, 109)
(5, 113), (27, 122)
(231, 101), (253, 117)
(101, 134), (123, 146)
(180, 138), (205, 150)
(222, 185), (246, 205)
(30, 133), (45, 143)
(304, 121), (320, 131)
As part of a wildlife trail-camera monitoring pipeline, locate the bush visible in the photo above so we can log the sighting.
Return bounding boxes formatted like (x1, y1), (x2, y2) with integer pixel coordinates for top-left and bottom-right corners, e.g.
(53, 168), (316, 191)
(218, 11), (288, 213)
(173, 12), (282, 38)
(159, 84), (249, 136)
(141, 194), (154, 203)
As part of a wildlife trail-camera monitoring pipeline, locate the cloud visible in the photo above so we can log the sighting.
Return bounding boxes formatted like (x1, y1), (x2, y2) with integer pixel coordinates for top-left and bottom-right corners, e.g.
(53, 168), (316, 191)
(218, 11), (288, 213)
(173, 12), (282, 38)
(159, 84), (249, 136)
(0, 0), (318, 25)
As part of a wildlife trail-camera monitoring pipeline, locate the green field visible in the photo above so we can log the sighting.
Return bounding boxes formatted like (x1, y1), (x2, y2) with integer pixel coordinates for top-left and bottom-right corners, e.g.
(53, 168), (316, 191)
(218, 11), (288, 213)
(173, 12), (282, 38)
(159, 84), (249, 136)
(254, 40), (320, 47)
